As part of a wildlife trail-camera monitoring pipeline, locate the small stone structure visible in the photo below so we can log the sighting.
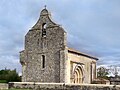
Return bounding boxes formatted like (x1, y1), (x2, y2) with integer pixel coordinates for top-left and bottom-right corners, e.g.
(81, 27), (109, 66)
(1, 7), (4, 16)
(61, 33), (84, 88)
(110, 76), (120, 85)
(92, 78), (110, 85)
(9, 82), (120, 90)
(20, 8), (98, 84)
(0, 83), (8, 90)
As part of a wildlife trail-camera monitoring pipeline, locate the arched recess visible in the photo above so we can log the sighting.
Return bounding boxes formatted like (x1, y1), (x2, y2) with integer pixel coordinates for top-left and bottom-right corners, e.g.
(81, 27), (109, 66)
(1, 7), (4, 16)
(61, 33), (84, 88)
(42, 23), (47, 37)
(73, 64), (84, 83)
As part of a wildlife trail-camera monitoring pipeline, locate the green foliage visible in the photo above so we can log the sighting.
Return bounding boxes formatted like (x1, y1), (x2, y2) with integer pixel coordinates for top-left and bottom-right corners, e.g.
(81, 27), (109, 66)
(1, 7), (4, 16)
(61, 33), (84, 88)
(8, 88), (31, 90)
(0, 69), (21, 83)
(0, 80), (7, 83)
(97, 66), (109, 79)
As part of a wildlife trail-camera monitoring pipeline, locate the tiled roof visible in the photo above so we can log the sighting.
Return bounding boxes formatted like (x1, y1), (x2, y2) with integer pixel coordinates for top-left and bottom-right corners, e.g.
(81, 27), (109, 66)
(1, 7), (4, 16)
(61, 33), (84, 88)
(68, 48), (98, 60)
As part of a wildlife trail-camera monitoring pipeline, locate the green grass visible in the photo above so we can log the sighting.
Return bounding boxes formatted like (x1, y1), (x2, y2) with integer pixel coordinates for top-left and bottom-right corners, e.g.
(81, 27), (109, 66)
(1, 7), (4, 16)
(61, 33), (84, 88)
(0, 80), (7, 83)
(6, 88), (32, 90)
(2, 88), (31, 90)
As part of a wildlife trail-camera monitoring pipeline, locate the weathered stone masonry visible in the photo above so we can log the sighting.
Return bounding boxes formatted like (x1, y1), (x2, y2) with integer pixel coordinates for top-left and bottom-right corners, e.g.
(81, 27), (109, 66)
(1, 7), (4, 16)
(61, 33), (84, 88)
(20, 8), (67, 83)
(9, 82), (120, 90)
(20, 8), (98, 84)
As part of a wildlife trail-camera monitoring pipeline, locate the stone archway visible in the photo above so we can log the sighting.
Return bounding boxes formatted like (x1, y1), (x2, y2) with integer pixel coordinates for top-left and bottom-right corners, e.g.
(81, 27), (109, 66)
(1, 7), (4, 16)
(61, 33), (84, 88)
(74, 65), (84, 83)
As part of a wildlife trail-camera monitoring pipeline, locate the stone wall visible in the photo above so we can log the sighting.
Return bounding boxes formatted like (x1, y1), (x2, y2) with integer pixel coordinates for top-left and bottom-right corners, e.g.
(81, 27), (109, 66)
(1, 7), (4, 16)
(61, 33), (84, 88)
(0, 83), (8, 90)
(68, 52), (97, 83)
(9, 82), (120, 90)
(20, 8), (67, 83)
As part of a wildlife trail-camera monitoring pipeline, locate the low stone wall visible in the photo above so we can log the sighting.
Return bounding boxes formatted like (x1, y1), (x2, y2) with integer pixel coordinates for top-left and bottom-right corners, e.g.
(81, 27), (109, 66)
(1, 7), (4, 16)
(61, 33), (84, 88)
(9, 82), (120, 90)
(0, 83), (8, 90)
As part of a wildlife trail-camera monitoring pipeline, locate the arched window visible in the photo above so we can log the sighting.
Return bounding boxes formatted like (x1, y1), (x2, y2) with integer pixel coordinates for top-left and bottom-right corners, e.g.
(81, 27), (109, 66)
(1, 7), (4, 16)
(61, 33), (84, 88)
(42, 23), (47, 37)
(37, 39), (39, 45)
(42, 55), (45, 68)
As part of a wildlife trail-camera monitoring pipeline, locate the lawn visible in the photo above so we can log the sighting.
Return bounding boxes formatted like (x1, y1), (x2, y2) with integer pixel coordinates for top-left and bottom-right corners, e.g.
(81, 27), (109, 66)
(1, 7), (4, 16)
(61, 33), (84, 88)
(0, 80), (7, 83)
(6, 88), (32, 90)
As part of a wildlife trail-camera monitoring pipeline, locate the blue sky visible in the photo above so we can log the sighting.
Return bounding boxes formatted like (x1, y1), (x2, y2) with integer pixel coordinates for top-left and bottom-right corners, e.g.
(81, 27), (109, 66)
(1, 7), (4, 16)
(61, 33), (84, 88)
(0, 0), (120, 73)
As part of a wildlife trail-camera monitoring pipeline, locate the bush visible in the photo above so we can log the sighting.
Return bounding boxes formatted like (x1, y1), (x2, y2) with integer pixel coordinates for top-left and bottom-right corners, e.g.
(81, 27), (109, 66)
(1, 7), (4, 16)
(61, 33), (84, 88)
(0, 69), (21, 83)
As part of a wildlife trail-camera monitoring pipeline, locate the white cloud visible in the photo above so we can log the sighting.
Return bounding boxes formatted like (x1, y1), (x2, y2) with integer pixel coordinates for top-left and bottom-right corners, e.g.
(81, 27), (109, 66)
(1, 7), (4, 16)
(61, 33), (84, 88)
(0, 0), (120, 73)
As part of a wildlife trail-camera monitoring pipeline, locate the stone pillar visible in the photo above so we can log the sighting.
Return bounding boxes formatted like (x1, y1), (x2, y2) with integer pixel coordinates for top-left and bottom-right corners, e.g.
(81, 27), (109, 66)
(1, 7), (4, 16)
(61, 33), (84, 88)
(60, 50), (67, 83)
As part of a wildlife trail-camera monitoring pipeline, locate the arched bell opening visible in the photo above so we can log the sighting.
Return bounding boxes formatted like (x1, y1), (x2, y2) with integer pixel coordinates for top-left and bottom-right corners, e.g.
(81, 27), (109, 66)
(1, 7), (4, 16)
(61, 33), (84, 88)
(42, 23), (47, 37)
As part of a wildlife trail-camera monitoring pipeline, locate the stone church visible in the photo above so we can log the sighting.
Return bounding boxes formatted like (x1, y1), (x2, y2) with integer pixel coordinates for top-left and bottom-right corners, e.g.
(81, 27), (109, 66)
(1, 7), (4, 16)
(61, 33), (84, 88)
(20, 8), (98, 84)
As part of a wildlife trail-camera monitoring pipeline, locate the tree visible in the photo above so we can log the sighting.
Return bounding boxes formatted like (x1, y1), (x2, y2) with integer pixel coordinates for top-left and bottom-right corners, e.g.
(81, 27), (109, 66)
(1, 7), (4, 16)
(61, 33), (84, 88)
(108, 65), (120, 77)
(0, 69), (21, 83)
(97, 66), (109, 79)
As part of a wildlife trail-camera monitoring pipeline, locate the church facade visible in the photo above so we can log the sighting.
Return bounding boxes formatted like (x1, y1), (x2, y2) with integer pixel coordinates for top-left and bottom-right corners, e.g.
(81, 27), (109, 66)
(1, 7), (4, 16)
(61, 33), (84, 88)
(20, 8), (98, 84)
